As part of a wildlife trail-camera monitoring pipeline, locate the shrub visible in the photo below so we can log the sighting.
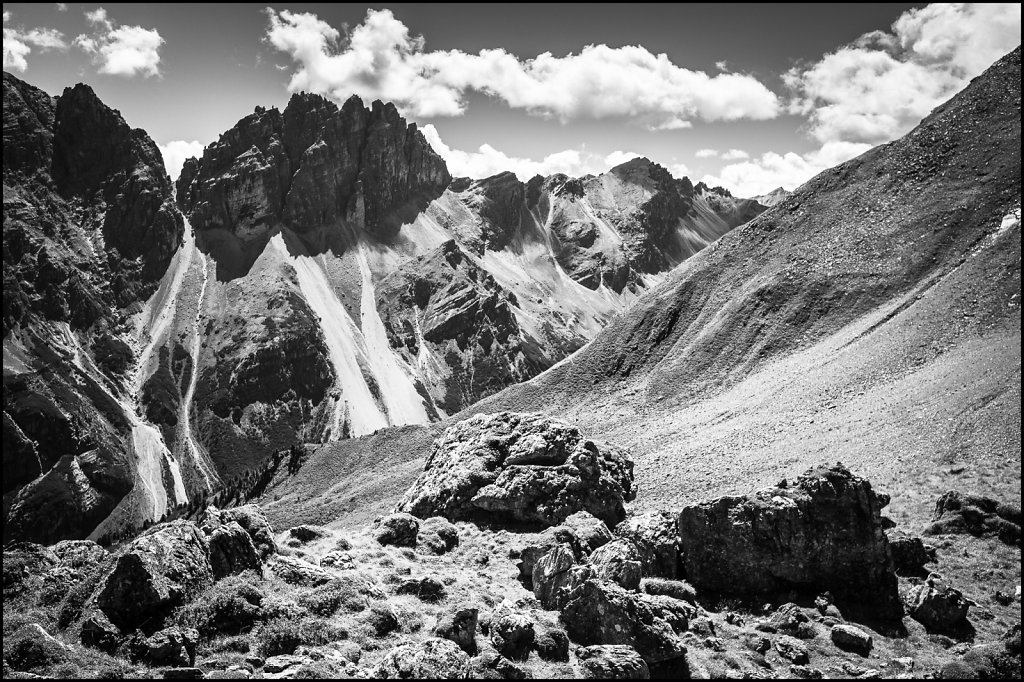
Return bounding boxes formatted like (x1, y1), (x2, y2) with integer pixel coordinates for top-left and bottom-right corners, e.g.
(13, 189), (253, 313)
(297, 576), (371, 616)
(255, 616), (348, 657)
(175, 571), (265, 637)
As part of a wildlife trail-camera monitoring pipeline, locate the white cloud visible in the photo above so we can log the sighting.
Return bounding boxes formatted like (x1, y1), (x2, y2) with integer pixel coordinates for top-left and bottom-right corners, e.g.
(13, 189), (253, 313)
(701, 141), (872, 198)
(695, 148), (719, 158)
(721, 149), (749, 161)
(158, 140), (205, 181)
(265, 8), (780, 127)
(422, 126), (692, 182)
(602, 150), (643, 168)
(56, 3), (68, 12)
(786, 2), (1021, 145)
(3, 11), (68, 72)
(74, 7), (164, 77)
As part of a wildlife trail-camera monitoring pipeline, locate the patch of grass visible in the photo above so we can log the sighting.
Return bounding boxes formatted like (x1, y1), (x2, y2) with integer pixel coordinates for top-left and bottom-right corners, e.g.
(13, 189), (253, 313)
(254, 616), (348, 657)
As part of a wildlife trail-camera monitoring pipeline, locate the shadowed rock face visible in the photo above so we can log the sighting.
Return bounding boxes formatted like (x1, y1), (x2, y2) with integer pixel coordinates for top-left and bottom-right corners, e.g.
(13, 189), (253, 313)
(396, 412), (636, 527)
(3, 72), (183, 544)
(676, 464), (902, 621)
(175, 92), (450, 269)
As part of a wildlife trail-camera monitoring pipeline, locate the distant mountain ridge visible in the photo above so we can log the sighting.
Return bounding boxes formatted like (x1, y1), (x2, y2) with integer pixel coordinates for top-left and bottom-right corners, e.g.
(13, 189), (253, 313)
(2, 75), (764, 543)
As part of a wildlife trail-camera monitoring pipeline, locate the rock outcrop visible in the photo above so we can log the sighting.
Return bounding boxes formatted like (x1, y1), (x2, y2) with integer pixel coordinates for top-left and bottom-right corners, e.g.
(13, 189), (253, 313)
(676, 464), (902, 620)
(176, 93), (450, 260)
(94, 521), (213, 632)
(396, 412), (636, 527)
(370, 638), (471, 679)
(926, 491), (1021, 546)
(3, 72), (183, 544)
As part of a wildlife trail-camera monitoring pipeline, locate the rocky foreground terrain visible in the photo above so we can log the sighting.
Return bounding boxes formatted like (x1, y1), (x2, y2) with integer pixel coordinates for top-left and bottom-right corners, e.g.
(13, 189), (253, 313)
(3, 412), (1020, 679)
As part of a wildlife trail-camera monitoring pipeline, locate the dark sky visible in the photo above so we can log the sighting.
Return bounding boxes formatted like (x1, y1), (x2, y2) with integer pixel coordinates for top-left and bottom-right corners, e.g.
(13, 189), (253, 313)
(8, 3), (1017, 195)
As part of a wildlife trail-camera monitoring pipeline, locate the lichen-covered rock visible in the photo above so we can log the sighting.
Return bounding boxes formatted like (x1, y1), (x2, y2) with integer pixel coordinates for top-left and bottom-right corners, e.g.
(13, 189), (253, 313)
(577, 645), (651, 679)
(589, 539), (643, 591)
(887, 533), (937, 576)
(561, 579), (687, 666)
(434, 607), (479, 654)
(676, 464), (901, 620)
(203, 521), (260, 580)
(903, 577), (970, 634)
(397, 412), (635, 528)
(470, 652), (528, 679)
(374, 513), (420, 547)
(831, 624), (873, 655)
(489, 613), (535, 662)
(205, 506), (277, 560)
(137, 627), (199, 668)
(517, 526), (586, 580)
(531, 543), (586, 609)
(926, 491), (1021, 546)
(51, 540), (108, 570)
(774, 636), (810, 664)
(396, 576), (446, 602)
(614, 511), (678, 578)
(95, 521), (213, 632)
(268, 555), (332, 587)
(371, 638), (470, 679)
(562, 511), (614, 555)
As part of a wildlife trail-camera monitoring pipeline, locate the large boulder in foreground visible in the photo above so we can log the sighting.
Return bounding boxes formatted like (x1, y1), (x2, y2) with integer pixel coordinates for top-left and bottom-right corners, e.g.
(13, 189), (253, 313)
(371, 638), (470, 679)
(94, 520), (213, 632)
(396, 412), (635, 527)
(676, 464), (901, 620)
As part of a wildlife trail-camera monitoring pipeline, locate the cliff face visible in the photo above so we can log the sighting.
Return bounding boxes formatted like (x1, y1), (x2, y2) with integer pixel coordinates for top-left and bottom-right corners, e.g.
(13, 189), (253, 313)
(176, 93), (450, 256)
(3, 71), (184, 544)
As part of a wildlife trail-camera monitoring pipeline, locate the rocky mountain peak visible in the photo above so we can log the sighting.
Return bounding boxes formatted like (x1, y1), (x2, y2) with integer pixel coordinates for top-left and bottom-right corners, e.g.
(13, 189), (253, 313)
(177, 91), (450, 266)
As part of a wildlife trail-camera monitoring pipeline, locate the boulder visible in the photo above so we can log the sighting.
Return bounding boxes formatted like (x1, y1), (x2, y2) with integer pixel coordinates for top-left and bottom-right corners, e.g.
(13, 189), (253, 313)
(589, 539), (642, 591)
(80, 610), (122, 652)
(489, 613), (535, 661)
(517, 526), (584, 579)
(268, 556), (332, 587)
(319, 551), (356, 570)
(95, 520), (213, 632)
(614, 511), (678, 578)
(396, 576), (446, 602)
(287, 525), (329, 543)
(532, 627), (570, 662)
(831, 624), (873, 655)
(635, 594), (693, 635)
(374, 513), (420, 548)
(362, 604), (399, 637)
(204, 506), (277, 560)
(51, 540), (107, 570)
(676, 464), (901, 620)
(205, 521), (260, 579)
(470, 652), (528, 679)
(561, 579), (687, 666)
(562, 511), (614, 554)
(765, 603), (814, 639)
(434, 607), (479, 654)
(888, 533), (937, 576)
(774, 636), (809, 664)
(419, 517), (460, 555)
(371, 638), (470, 679)
(577, 645), (650, 679)
(903, 577), (970, 634)
(531, 543), (582, 608)
(139, 627), (199, 668)
(396, 413), (635, 528)
(926, 491), (1021, 546)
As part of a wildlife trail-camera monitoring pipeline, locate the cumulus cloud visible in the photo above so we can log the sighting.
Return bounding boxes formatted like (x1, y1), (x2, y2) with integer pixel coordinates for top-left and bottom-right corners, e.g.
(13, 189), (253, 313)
(702, 141), (872, 198)
(74, 6), (164, 77)
(721, 149), (749, 161)
(3, 11), (68, 72)
(158, 140), (205, 181)
(56, 3), (67, 12)
(265, 8), (780, 127)
(786, 2), (1021, 145)
(695, 148), (719, 159)
(421, 126), (691, 182)
(708, 3), (1020, 199)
